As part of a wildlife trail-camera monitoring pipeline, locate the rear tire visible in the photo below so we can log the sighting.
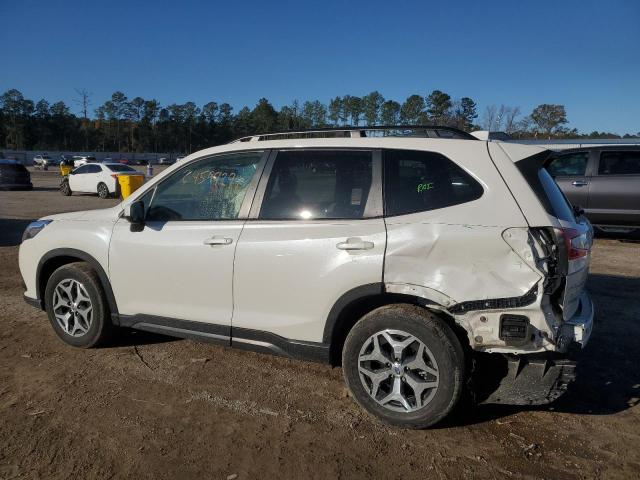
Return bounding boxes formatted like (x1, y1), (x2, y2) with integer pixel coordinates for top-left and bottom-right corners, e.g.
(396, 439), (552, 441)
(97, 182), (110, 199)
(342, 304), (465, 429)
(44, 262), (113, 348)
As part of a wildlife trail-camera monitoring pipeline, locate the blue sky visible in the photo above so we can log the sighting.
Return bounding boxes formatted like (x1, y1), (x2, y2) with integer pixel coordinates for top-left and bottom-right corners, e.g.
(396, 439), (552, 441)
(1, 0), (638, 134)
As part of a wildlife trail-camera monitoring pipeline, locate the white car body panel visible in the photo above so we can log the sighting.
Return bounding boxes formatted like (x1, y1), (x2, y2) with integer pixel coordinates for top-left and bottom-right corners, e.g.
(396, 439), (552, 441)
(109, 218), (243, 325)
(19, 207), (120, 301)
(233, 219), (386, 342)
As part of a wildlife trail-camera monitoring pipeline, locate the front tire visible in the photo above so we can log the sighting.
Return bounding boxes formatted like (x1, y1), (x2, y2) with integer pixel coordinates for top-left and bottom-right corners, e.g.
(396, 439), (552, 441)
(60, 179), (72, 196)
(97, 182), (110, 199)
(44, 263), (113, 348)
(342, 304), (465, 429)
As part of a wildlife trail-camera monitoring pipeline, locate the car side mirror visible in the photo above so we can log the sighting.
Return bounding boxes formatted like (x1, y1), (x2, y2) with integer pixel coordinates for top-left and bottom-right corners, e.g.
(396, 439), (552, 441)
(128, 200), (146, 232)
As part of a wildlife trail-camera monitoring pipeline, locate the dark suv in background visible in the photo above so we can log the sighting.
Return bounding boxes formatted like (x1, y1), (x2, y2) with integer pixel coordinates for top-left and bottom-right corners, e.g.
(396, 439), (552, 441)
(0, 159), (32, 190)
(547, 146), (640, 233)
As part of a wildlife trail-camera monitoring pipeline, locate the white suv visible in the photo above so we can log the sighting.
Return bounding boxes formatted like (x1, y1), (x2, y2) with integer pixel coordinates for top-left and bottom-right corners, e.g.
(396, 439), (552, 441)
(19, 127), (594, 428)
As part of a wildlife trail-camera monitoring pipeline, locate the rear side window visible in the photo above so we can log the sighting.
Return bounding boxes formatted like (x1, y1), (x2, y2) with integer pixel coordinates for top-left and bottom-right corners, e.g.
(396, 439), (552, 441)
(259, 150), (372, 220)
(547, 152), (588, 176)
(108, 165), (136, 172)
(517, 152), (576, 222)
(598, 151), (640, 175)
(86, 165), (101, 173)
(383, 150), (483, 216)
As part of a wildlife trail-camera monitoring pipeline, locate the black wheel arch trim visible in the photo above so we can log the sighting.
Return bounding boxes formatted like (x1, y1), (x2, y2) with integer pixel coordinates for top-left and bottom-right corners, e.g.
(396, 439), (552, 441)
(36, 248), (119, 315)
(322, 282), (385, 344)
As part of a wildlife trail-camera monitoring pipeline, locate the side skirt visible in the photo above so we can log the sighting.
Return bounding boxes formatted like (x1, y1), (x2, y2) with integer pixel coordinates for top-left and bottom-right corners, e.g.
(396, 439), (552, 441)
(113, 314), (330, 364)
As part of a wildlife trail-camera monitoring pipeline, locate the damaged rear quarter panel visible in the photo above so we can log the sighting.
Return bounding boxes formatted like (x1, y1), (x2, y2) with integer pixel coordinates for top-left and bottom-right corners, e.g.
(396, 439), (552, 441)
(383, 142), (541, 305)
(384, 221), (542, 303)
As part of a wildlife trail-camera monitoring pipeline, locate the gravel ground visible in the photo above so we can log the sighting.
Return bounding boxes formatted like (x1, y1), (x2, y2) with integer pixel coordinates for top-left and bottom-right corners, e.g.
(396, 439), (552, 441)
(1, 169), (639, 479)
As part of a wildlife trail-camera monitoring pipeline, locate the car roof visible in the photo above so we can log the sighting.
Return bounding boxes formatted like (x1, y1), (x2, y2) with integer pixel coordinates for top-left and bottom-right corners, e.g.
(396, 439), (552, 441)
(177, 137), (546, 166)
(553, 145), (640, 154)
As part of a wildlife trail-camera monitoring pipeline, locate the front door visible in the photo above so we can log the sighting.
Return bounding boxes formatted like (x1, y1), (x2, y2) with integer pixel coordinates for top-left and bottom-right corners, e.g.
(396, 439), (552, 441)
(588, 150), (640, 226)
(109, 150), (267, 334)
(232, 149), (386, 343)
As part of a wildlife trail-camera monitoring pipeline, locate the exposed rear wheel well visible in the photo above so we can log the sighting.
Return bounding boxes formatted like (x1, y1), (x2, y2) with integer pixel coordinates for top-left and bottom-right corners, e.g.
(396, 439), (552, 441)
(328, 293), (471, 367)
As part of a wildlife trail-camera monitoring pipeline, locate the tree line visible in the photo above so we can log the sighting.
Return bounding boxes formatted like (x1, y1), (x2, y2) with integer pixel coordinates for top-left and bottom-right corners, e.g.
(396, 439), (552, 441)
(0, 88), (636, 154)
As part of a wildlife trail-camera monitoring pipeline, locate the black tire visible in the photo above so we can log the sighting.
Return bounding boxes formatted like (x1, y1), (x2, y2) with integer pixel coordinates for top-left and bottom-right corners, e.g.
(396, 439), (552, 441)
(44, 262), (113, 348)
(342, 304), (465, 429)
(60, 179), (72, 196)
(97, 182), (110, 199)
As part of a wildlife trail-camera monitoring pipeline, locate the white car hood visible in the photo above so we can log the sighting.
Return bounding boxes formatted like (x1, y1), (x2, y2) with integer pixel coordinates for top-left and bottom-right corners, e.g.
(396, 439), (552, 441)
(42, 206), (122, 222)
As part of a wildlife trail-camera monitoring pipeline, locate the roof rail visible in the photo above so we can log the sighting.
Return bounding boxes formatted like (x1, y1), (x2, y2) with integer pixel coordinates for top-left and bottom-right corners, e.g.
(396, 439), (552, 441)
(230, 125), (476, 143)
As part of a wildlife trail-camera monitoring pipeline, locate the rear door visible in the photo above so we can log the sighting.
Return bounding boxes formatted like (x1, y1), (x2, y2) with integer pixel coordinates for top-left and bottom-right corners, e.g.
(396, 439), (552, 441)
(546, 151), (591, 209)
(232, 149), (385, 343)
(587, 150), (640, 226)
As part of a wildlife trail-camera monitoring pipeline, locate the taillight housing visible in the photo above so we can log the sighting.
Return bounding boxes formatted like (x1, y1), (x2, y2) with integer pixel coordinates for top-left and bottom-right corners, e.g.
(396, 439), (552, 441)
(557, 228), (589, 261)
(111, 173), (118, 180)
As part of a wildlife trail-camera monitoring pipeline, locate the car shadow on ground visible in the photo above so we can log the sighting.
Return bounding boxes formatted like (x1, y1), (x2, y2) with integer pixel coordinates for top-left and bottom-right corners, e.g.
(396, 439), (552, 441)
(108, 328), (178, 348)
(0, 218), (34, 247)
(440, 272), (640, 428)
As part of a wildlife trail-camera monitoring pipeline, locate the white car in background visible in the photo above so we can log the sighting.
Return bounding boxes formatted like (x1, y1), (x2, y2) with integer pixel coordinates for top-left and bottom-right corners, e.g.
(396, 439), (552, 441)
(72, 155), (97, 168)
(60, 162), (140, 198)
(33, 154), (56, 168)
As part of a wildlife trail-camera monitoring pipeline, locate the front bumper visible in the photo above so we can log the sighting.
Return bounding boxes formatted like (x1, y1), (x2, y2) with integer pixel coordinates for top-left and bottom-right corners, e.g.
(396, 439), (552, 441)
(556, 291), (594, 352)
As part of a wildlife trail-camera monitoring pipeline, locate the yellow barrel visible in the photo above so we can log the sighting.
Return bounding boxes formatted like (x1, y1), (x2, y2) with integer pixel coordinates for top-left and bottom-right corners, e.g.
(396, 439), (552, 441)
(60, 164), (73, 176)
(118, 174), (145, 199)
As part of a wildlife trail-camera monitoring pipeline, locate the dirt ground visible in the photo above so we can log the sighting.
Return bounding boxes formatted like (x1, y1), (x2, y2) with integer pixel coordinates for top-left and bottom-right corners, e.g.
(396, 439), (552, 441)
(1, 169), (639, 480)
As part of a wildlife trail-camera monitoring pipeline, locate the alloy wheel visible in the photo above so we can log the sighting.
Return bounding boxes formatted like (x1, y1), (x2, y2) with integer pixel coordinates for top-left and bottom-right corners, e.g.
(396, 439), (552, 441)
(357, 329), (439, 413)
(52, 278), (93, 337)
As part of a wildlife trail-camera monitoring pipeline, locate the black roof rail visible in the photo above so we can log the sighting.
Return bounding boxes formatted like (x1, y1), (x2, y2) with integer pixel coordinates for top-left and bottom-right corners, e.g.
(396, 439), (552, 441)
(230, 125), (476, 143)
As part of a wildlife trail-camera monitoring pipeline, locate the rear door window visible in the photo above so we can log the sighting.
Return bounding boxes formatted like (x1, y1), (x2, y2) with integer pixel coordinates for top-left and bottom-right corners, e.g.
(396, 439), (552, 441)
(383, 149), (483, 216)
(547, 152), (588, 176)
(598, 151), (640, 175)
(259, 150), (373, 220)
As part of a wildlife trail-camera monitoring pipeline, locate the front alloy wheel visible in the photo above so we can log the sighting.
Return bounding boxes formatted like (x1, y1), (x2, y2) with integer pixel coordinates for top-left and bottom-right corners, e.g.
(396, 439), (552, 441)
(45, 262), (113, 348)
(52, 278), (93, 336)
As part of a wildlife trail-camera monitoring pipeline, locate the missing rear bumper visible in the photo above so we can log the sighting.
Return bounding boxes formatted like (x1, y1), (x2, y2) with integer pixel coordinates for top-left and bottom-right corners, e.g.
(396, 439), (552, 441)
(474, 353), (576, 405)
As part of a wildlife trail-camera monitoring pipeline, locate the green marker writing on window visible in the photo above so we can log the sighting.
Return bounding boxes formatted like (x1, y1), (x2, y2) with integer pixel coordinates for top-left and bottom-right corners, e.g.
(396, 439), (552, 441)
(417, 182), (434, 193)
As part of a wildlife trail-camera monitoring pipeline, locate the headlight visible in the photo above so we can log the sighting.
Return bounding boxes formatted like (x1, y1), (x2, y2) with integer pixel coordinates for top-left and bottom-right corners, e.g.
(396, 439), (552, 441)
(22, 220), (52, 242)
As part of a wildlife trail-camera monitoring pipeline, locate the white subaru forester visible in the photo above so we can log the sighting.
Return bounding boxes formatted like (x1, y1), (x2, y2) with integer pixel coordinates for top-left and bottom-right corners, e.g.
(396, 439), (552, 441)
(19, 126), (594, 428)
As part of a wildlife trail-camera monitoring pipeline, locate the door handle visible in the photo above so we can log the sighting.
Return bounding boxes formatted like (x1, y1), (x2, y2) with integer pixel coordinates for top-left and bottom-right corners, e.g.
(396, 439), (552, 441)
(336, 238), (374, 250)
(203, 237), (233, 246)
(572, 180), (588, 187)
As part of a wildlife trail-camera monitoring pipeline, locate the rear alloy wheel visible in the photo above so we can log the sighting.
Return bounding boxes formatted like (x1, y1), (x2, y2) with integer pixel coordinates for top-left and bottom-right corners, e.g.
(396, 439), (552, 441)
(45, 263), (113, 348)
(342, 304), (465, 429)
(60, 179), (72, 196)
(97, 182), (110, 199)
